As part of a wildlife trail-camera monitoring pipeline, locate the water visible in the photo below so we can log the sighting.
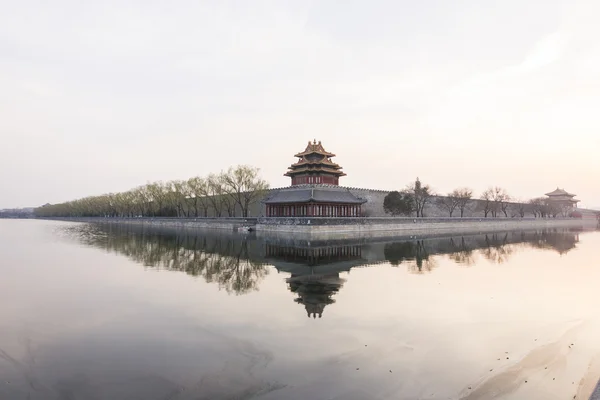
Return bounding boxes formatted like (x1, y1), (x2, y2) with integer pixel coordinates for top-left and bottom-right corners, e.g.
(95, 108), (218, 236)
(1, 219), (600, 400)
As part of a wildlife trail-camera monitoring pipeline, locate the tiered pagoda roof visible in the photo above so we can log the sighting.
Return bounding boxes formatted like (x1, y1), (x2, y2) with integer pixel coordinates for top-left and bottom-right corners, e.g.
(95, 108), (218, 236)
(293, 140), (336, 158)
(545, 188), (576, 198)
(284, 140), (346, 178)
(545, 188), (580, 204)
(264, 186), (366, 205)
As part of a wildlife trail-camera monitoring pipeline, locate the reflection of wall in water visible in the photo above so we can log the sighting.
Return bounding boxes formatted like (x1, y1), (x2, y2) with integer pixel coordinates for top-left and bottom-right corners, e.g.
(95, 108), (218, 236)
(265, 244), (363, 266)
(68, 224), (594, 312)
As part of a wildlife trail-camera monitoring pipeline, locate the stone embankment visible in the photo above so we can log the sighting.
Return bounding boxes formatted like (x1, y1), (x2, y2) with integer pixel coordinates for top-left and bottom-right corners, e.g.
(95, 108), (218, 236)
(255, 217), (599, 239)
(46, 217), (257, 231)
(45, 216), (599, 239)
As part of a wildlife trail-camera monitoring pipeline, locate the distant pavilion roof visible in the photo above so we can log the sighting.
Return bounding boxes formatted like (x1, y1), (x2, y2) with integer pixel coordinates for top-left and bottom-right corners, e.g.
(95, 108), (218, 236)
(263, 186), (366, 204)
(545, 188), (576, 198)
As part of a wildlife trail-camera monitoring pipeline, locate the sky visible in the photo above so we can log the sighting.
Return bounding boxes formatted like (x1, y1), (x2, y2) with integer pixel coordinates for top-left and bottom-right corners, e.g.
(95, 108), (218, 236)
(1, 0), (599, 209)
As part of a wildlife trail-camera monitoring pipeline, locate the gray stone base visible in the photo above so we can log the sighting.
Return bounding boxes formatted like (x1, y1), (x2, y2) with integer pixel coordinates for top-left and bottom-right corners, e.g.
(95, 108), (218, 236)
(255, 218), (599, 239)
(42, 217), (599, 240)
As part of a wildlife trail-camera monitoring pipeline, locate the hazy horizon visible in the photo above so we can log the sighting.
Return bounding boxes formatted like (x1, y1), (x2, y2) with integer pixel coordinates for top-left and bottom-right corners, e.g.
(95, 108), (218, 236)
(1, 0), (599, 209)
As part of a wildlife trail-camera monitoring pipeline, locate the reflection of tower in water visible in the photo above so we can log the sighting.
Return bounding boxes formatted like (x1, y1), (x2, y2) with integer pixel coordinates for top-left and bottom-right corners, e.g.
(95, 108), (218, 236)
(287, 274), (345, 318)
(265, 244), (364, 318)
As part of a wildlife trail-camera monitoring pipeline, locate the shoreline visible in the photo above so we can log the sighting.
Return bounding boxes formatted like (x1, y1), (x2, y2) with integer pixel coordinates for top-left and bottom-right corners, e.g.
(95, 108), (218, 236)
(35, 216), (599, 239)
(592, 381), (600, 400)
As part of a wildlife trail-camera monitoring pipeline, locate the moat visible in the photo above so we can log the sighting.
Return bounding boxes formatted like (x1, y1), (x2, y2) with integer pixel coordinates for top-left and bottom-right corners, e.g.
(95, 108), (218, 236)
(2, 219), (600, 400)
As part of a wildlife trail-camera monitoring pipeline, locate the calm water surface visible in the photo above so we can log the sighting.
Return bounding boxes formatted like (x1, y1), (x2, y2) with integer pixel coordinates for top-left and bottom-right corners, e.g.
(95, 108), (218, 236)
(1, 220), (600, 400)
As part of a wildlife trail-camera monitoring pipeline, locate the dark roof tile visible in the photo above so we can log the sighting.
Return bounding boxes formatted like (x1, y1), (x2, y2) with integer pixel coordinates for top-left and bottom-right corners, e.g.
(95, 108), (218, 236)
(264, 187), (366, 204)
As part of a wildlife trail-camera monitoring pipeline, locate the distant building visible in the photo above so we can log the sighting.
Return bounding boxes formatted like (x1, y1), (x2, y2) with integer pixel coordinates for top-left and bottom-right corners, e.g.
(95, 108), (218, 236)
(0, 207), (35, 218)
(263, 140), (366, 217)
(545, 188), (580, 209)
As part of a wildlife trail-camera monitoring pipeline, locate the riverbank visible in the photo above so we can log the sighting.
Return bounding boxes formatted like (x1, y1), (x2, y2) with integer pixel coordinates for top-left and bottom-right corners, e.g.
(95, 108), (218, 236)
(255, 216), (599, 239)
(592, 382), (600, 400)
(38, 216), (599, 239)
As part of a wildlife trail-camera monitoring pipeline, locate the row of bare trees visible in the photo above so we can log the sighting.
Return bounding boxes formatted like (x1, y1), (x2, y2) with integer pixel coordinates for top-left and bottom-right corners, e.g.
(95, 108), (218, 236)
(384, 178), (474, 217)
(479, 187), (511, 217)
(34, 165), (269, 218)
(384, 178), (575, 218)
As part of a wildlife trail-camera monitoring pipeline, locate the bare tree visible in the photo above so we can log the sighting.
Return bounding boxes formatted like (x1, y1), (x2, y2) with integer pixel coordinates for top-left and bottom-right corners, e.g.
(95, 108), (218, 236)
(481, 186), (510, 217)
(547, 201), (562, 218)
(436, 195), (460, 217)
(146, 181), (168, 216)
(31, 164), (269, 219)
(404, 177), (433, 218)
(438, 188), (473, 217)
(168, 180), (190, 217)
(206, 174), (225, 217)
(187, 177), (211, 217)
(219, 172), (237, 217)
(515, 200), (526, 218)
(221, 165), (270, 218)
(480, 188), (494, 218)
(455, 188), (473, 217)
(529, 198), (545, 218)
(491, 187), (511, 217)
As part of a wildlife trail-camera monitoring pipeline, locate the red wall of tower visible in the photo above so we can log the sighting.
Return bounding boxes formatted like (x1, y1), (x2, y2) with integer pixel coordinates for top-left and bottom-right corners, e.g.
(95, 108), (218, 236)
(291, 175), (339, 185)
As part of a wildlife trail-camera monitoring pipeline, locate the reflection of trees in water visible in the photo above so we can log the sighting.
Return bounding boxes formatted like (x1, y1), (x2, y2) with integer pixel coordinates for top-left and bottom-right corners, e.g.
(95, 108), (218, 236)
(383, 240), (438, 274)
(479, 233), (515, 264)
(70, 224), (268, 295)
(524, 229), (580, 255)
(68, 223), (588, 300)
(383, 229), (585, 270)
(446, 237), (476, 266)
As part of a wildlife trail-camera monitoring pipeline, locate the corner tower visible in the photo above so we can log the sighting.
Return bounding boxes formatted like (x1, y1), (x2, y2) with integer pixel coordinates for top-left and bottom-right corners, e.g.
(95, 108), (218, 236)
(285, 140), (346, 186)
(263, 140), (366, 217)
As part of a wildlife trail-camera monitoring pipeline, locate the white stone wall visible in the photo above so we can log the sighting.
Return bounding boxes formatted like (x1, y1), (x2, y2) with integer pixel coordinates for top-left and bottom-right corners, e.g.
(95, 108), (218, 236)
(347, 188), (390, 217)
(200, 186), (594, 220)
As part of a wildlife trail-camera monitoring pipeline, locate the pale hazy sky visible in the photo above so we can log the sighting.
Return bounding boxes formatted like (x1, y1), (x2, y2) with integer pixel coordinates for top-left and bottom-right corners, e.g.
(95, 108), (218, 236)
(1, 0), (599, 209)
